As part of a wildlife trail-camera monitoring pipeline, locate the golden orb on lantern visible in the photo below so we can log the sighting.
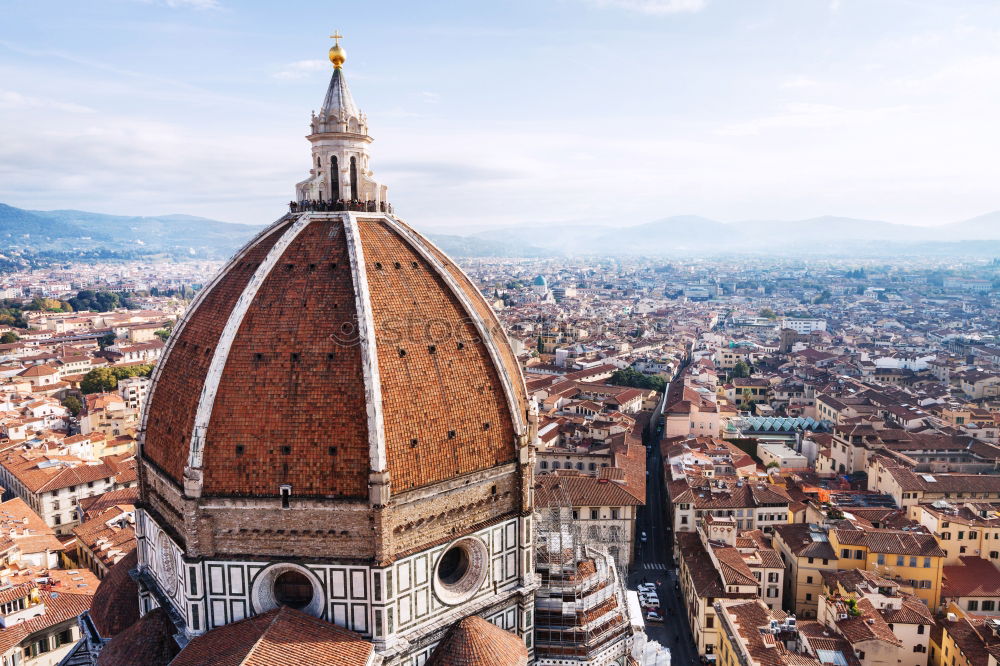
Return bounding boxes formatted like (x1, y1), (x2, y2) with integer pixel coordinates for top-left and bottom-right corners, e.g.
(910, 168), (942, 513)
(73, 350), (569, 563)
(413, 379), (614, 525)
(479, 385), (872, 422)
(329, 31), (346, 68)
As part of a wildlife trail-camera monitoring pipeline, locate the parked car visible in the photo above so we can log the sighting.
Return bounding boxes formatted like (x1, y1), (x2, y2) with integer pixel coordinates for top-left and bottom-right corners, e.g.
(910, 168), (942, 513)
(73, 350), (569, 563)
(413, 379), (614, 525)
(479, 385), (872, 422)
(646, 611), (664, 623)
(640, 531), (648, 542)
(638, 583), (656, 594)
(640, 595), (660, 608)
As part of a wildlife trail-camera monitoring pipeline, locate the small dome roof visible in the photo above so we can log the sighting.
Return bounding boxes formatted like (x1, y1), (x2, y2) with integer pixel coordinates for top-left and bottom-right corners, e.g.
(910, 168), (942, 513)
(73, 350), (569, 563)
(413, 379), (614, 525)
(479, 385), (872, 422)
(97, 607), (179, 666)
(426, 616), (529, 666)
(89, 549), (139, 638)
(171, 606), (373, 666)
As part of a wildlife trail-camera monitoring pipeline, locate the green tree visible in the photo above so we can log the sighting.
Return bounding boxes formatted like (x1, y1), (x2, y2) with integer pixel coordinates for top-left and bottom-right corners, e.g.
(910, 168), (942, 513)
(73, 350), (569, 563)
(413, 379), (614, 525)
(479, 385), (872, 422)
(608, 368), (666, 393)
(813, 289), (832, 304)
(154, 322), (174, 342)
(62, 395), (83, 416)
(67, 289), (140, 313)
(0, 300), (28, 328)
(731, 360), (751, 378)
(27, 297), (69, 312)
(79, 364), (154, 394)
(113, 364), (154, 379)
(758, 307), (777, 320)
(98, 333), (117, 349)
(0, 332), (18, 344)
(81, 367), (119, 394)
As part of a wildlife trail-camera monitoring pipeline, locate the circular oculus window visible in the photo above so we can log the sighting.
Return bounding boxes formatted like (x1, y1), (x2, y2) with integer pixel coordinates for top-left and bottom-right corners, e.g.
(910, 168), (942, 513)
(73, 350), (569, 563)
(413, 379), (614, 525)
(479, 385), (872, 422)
(273, 570), (313, 610)
(433, 537), (489, 605)
(250, 563), (324, 617)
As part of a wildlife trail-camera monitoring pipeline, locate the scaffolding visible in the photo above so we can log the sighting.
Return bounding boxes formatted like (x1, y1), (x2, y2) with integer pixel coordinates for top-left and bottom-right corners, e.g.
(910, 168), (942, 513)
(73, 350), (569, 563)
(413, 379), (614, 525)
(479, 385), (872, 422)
(533, 483), (635, 666)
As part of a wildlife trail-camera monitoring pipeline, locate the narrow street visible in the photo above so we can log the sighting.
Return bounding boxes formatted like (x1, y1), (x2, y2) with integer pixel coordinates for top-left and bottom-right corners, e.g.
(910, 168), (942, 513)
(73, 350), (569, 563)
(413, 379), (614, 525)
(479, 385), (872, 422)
(627, 364), (701, 664)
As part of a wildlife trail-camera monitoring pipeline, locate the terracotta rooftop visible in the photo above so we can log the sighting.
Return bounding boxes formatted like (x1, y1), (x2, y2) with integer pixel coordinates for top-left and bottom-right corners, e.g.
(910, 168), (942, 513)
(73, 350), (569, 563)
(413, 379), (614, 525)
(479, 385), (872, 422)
(835, 597), (901, 647)
(72, 503), (135, 570)
(936, 615), (1000, 666)
(426, 615), (529, 666)
(78, 485), (139, 520)
(718, 599), (823, 666)
(89, 549), (139, 638)
(97, 606), (179, 666)
(943, 556), (1000, 599)
(170, 606), (374, 666)
(0, 496), (61, 554)
(0, 590), (93, 655)
(833, 526), (945, 557)
(0, 449), (135, 494)
(772, 523), (838, 560)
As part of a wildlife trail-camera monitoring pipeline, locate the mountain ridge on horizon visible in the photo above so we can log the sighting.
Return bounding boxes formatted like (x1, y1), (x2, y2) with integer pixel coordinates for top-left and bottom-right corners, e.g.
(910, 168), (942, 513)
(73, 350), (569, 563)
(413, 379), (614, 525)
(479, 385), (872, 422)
(1, 202), (998, 260)
(462, 210), (1000, 255)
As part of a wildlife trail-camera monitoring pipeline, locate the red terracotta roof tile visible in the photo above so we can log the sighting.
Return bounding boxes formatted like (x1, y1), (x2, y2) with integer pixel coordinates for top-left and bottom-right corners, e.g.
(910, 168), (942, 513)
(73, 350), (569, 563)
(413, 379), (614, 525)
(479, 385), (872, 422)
(97, 606), (180, 666)
(142, 215), (523, 497)
(426, 615), (528, 666)
(89, 549), (139, 637)
(171, 606), (373, 666)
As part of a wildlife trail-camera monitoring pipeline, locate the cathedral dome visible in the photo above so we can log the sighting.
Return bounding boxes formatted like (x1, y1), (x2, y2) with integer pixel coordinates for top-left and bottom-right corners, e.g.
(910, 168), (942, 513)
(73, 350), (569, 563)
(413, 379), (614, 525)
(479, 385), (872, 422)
(141, 213), (528, 501)
(133, 41), (536, 661)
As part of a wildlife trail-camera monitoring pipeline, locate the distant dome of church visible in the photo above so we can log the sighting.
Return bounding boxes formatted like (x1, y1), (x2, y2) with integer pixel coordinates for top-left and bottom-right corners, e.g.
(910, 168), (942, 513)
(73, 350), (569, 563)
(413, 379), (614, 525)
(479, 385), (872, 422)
(141, 215), (528, 499)
(532, 275), (547, 286)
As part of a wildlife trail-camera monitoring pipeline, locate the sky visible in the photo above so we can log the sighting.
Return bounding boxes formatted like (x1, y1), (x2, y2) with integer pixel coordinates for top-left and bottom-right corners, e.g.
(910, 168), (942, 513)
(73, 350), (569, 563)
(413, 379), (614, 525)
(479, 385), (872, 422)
(1, 0), (999, 231)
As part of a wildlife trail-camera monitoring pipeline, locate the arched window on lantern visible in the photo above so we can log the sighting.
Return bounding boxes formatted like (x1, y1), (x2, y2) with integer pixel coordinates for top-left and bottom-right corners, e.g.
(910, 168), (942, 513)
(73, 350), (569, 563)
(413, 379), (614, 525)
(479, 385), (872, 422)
(350, 156), (358, 201)
(330, 155), (340, 200)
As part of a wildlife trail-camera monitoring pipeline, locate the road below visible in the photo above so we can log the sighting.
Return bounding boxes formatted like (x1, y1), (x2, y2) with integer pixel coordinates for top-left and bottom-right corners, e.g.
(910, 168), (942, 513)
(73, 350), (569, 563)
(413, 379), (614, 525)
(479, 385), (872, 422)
(626, 363), (701, 664)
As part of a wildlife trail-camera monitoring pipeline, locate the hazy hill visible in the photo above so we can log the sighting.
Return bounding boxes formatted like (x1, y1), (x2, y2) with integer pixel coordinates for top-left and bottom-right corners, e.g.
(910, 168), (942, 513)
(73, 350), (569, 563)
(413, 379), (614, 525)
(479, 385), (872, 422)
(591, 216), (728, 252)
(0, 202), (549, 261)
(942, 211), (1000, 239)
(471, 223), (613, 254)
(0, 203), (262, 259)
(0, 204), (107, 242)
(468, 212), (1000, 255)
(466, 212), (1000, 255)
(2, 202), (998, 260)
(425, 233), (550, 258)
(17, 207), (265, 258)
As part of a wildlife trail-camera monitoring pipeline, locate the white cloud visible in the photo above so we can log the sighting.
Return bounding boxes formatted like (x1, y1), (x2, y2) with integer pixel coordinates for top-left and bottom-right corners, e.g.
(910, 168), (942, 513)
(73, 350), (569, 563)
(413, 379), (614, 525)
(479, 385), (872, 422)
(714, 102), (907, 136)
(892, 55), (1000, 96)
(780, 76), (819, 89)
(4, 0), (999, 229)
(126, 0), (221, 8)
(582, 0), (707, 15)
(0, 90), (94, 114)
(420, 91), (440, 103)
(0, 100), (294, 221)
(272, 59), (329, 80)
(163, 0), (220, 9)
